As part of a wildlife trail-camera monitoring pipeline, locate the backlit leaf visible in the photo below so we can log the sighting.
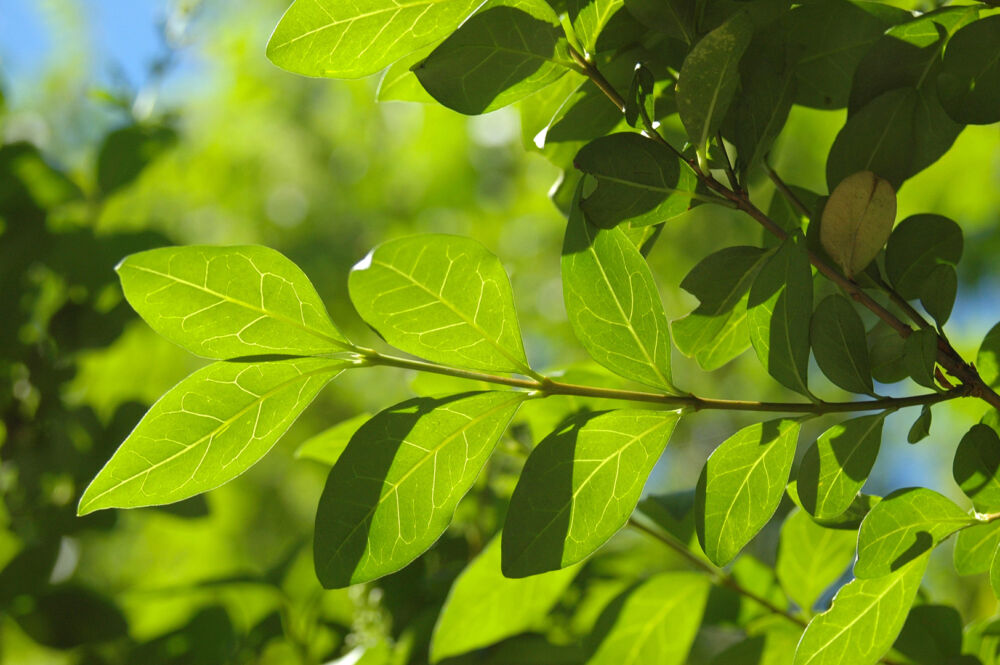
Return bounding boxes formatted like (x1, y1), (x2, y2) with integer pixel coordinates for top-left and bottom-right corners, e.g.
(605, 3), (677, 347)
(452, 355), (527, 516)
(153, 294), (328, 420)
(953, 424), (1000, 513)
(977, 322), (1000, 390)
(295, 413), (371, 466)
(954, 521), (1000, 575)
(776, 508), (857, 611)
(810, 295), (874, 396)
(819, 171), (895, 279)
(787, 481), (881, 530)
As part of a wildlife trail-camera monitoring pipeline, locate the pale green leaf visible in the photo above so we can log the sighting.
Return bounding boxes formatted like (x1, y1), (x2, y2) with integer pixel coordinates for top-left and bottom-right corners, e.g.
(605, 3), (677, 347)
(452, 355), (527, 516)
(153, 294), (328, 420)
(295, 413), (371, 466)
(855, 487), (975, 579)
(562, 185), (675, 392)
(117, 245), (349, 358)
(991, 541), (1000, 600)
(314, 391), (525, 587)
(954, 521), (1000, 575)
(266, 0), (481, 79)
(696, 419), (800, 566)
(430, 535), (580, 662)
(793, 554), (929, 665)
(953, 424), (1000, 513)
(502, 409), (681, 576)
(587, 572), (709, 665)
(776, 508), (857, 611)
(810, 294), (874, 395)
(377, 46), (436, 103)
(349, 234), (531, 374)
(569, 0), (625, 55)
(78, 358), (346, 514)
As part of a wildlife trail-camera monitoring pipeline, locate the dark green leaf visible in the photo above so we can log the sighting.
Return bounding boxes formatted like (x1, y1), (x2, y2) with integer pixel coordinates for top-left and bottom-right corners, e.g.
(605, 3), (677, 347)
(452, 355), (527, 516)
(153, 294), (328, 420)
(503, 409), (680, 576)
(797, 412), (887, 520)
(904, 328), (938, 390)
(636, 490), (697, 544)
(954, 424), (1000, 513)
(978, 322), (1000, 390)
(747, 233), (813, 397)
(810, 294), (875, 395)
(907, 405), (932, 444)
(869, 321), (908, 384)
(954, 521), (1000, 575)
(12, 585), (128, 649)
(78, 358), (346, 514)
(919, 263), (957, 327)
(885, 214), (963, 300)
(97, 124), (177, 196)
(787, 481), (881, 530)
(893, 604), (964, 665)
(349, 234), (532, 374)
(622, 0), (695, 45)
(414, 0), (570, 114)
(776, 508), (857, 611)
(314, 391), (525, 587)
(937, 15), (1000, 125)
(696, 419), (800, 566)
(855, 487), (975, 579)
(295, 412), (371, 465)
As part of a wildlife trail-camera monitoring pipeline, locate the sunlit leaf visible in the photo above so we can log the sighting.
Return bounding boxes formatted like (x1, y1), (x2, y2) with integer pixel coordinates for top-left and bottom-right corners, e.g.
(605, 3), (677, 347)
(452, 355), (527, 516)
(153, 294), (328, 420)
(954, 521), (1000, 575)
(977, 322), (1000, 390)
(295, 412), (371, 465)
(776, 508), (856, 611)
(787, 481), (881, 530)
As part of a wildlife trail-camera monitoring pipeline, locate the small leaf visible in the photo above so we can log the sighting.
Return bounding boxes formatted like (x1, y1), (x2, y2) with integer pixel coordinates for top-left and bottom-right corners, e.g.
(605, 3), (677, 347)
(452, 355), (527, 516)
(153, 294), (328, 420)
(907, 405), (932, 444)
(954, 521), (1000, 575)
(413, 0), (570, 115)
(314, 391), (524, 587)
(676, 12), (753, 153)
(430, 535), (580, 663)
(562, 186), (676, 392)
(977, 322), (1000, 390)
(622, 0), (694, 44)
(266, 0), (481, 79)
(573, 133), (698, 228)
(587, 573), (709, 665)
(954, 424), (1000, 513)
(797, 412), (887, 520)
(787, 481), (881, 530)
(568, 0), (626, 56)
(903, 328), (938, 390)
(776, 508), (857, 611)
(349, 234), (531, 374)
(869, 320), (908, 384)
(78, 358), (346, 514)
(810, 294), (875, 395)
(97, 124), (177, 196)
(710, 627), (802, 665)
(885, 214), (964, 299)
(893, 604), (965, 665)
(747, 233), (814, 397)
(819, 171), (896, 279)
(117, 245), (349, 358)
(919, 264), (957, 327)
(937, 15), (1000, 125)
(295, 413), (371, 466)
(377, 47), (436, 103)
(696, 419), (800, 566)
(855, 487), (975, 579)
(502, 409), (680, 576)
(793, 554), (929, 665)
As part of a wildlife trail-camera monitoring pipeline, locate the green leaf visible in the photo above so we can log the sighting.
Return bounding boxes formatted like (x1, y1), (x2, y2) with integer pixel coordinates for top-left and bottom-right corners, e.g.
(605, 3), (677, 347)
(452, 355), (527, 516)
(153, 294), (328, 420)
(747, 233), (813, 397)
(776, 508), (857, 611)
(78, 357), (346, 514)
(819, 171), (896, 280)
(937, 15), (1000, 125)
(573, 133), (698, 228)
(349, 234), (531, 374)
(266, 0), (481, 79)
(869, 320), (908, 384)
(377, 46), (436, 103)
(855, 487), (975, 579)
(568, 0), (624, 55)
(903, 328), (938, 390)
(314, 391), (524, 587)
(787, 481), (881, 530)
(117, 245), (349, 359)
(954, 424), (1000, 513)
(793, 554), (929, 665)
(562, 187), (676, 392)
(295, 412), (371, 465)
(675, 12), (753, 153)
(696, 419), (800, 566)
(621, 0), (694, 45)
(502, 409), (681, 576)
(826, 88), (962, 191)
(97, 124), (177, 196)
(810, 295), (875, 395)
(797, 413), (887, 520)
(907, 405), (932, 444)
(710, 626), (802, 665)
(992, 543), (1000, 601)
(919, 264), (957, 327)
(977, 322), (1000, 390)
(430, 534), (580, 663)
(413, 0), (570, 115)
(954, 521), (1000, 575)
(885, 214), (963, 300)
(893, 604), (965, 665)
(587, 572), (709, 665)
(673, 245), (768, 371)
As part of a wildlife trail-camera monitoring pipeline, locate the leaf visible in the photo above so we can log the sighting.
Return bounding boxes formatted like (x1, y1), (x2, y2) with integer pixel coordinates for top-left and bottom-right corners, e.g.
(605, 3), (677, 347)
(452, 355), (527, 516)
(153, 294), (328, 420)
(747, 233), (813, 397)
(954, 521), (1000, 575)
(907, 405), (932, 444)
(855, 487), (975, 579)
(587, 573), (709, 665)
(869, 320), (908, 384)
(810, 295), (875, 395)
(117, 245), (349, 358)
(562, 187), (676, 392)
(430, 535), (580, 663)
(953, 424), (1000, 513)
(787, 481), (881, 530)
(776, 508), (857, 611)
(349, 234), (531, 374)
(696, 419), (800, 566)
(314, 391), (525, 587)
(937, 15), (1000, 125)
(97, 124), (177, 196)
(885, 214), (963, 300)
(266, 0), (481, 79)
(819, 171), (896, 279)
(673, 245), (769, 371)
(893, 604), (965, 665)
(797, 412), (887, 520)
(502, 409), (681, 577)
(710, 626), (802, 665)
(295, 413), (371, 465)
(573, 133), (698, 228)
(622, 0), (694, 45)
(377, 46), (436, 103)
(675, 12), (753, 153)
(568, 0), (625, 55)
(78, 358), (346, 514)
(919, 263), (957, 327)
(903, 328), (938, 390)
(413, 0), (571, 115)
(977, 322), (1000, 390)
(793, 554), (929, 665)
(826, 87), (962, 191)
(992, 544), (1000, 601)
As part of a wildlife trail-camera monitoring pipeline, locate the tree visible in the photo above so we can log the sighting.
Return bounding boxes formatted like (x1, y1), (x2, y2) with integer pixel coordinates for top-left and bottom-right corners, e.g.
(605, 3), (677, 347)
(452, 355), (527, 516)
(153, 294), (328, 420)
(31, 0), (1000, 663)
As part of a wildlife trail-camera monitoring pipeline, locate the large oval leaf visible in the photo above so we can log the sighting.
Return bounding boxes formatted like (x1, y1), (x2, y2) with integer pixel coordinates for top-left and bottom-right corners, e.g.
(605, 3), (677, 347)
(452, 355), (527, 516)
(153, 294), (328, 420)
(776, 508), (857, 611)
(885, 214), (963, 300)
(954, 521), (1000, 576)
(810, 294), (875, 395)
(937, 15), (1000, 125)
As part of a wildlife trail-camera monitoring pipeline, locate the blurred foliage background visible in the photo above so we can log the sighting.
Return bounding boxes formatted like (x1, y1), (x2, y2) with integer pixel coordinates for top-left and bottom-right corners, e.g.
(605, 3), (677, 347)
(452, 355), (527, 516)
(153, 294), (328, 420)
(1, 1), (999, 663)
